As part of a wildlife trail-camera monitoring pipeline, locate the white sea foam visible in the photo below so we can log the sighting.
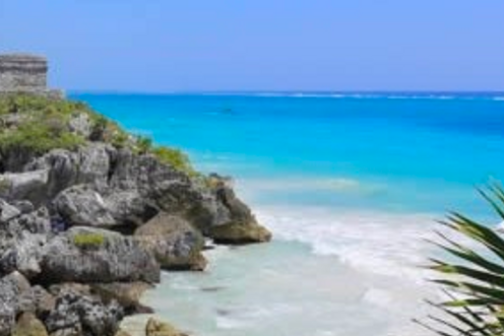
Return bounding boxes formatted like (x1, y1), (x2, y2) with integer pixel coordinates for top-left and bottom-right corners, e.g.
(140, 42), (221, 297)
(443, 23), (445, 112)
(255, 206), (437, 282)
(239, 177), (384, 194)
(249, 92), (471, 100)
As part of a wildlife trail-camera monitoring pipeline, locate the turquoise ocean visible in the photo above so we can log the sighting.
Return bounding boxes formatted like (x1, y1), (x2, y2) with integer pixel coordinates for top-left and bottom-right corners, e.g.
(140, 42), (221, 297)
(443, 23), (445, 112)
(74, 92), (504, 336)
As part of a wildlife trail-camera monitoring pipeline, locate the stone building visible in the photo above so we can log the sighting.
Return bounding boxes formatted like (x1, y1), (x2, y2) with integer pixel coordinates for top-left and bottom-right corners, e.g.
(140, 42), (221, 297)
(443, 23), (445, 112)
(0, 53), (62, 97)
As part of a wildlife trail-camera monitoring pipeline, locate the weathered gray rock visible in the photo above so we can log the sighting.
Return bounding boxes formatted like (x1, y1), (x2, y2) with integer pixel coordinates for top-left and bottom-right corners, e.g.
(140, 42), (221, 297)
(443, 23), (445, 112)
(0, 272), (28, 336)
(40, 227), (160, 284)
(53, 186), (116, 228)
(104, 190), (158, 229)
(8, 207), (52, 235)
(11, 200), (35, 214)
(11, 232), (49, 278)
(0, 170), (49, 205)
(21, 144), (113, 204)
(0, 199), (21, 223)
(17, 285), (56, 318)
(0, 290), (16, 336)
(207, 177), (272, 244)
(45, 289), (123, 336)
(135, 213), (206, 271)
(90, 282), (153, 314)
(75, 144), (112, 191)
(0, 249), (17, 276)
(68, 113), (92, 139)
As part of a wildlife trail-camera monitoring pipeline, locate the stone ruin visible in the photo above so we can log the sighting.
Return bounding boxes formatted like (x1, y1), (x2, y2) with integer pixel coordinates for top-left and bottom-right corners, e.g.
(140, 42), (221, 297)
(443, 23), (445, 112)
(0, 53), (63, 98)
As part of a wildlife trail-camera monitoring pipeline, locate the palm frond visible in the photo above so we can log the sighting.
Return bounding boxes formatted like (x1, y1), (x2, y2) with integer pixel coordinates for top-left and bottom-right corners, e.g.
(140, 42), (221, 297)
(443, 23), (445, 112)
(419, 182), (504, 336)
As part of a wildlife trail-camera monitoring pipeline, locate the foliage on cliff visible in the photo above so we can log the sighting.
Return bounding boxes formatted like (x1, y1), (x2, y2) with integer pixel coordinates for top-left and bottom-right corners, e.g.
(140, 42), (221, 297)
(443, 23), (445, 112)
(417, 183), (504, 336)
(0, 93), (197, 175)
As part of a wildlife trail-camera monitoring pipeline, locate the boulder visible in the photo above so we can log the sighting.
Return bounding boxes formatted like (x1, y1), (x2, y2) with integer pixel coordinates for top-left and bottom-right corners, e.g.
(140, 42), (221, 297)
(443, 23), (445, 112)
(208, 182), (271, 244)
(9, 232), (49, 279)
(107, 151), (221, 226)
(104, 191), (158, 229)
(53, 186), (116, 228)
(12, 312), (48, 336)
(90, 282), (154, 314)
(76, 144), (113, 191)
(8, 207), (52, 235)
(45, 289), (123, 336)
(209, 221), (272, 244)
(0, 199), (21, 223)
(0, 170), (49, 206)
(0, 271), (33, 334)
(11, 200), (35, 214)
(39, 227), (160, 284)
(17, 285), (56, 319)
(0, 249), (17, 276)
(145, 318), (186, 336)
(0, 274), (19, 336)
(19, 144), (113, 204)
(135, 213), (206, 271)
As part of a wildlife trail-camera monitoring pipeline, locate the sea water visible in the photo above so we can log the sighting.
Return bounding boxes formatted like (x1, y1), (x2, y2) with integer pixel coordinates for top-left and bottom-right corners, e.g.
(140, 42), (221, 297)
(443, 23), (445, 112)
(74, 92), (504, 336)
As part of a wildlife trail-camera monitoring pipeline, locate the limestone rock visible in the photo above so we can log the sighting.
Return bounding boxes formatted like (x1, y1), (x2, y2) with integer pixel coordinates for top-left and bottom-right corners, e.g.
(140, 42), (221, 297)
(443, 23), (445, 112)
(39, 227), (160, 284)
(0, 248), (17, 277)
(208, 181), (271, 244)
(53, 186), (116, 228)
(17, 285), (56, 318)
(145, 318), (186, 336)
(68, 113), (92, 139)
(104, 190), (158, 229)
(0, 274), (19, 336)
(135, 213), (206, 271)
(0, 199), (21, 223)
(90, 282), (153, 314)
(45, 289), (123, 336)
(0, 170), (49, 206)
(13, 312), (48, 336)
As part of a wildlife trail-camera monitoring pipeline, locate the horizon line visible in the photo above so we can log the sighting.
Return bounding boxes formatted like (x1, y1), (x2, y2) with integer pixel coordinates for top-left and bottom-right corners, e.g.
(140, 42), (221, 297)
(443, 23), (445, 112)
(67, 90), (504, 95)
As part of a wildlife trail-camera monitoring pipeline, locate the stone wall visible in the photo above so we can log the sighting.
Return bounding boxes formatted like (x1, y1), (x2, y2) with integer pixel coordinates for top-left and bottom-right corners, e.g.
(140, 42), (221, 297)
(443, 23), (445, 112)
(0, 54), (48, 92)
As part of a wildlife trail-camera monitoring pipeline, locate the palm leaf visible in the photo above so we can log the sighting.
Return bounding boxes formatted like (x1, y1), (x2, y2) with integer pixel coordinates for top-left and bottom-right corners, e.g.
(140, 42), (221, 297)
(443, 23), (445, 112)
(418, 182), (504, 336)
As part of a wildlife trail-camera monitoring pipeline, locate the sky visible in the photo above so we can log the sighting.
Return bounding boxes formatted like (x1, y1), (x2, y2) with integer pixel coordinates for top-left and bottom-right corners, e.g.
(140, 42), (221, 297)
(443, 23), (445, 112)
(0, 0), (503, 92)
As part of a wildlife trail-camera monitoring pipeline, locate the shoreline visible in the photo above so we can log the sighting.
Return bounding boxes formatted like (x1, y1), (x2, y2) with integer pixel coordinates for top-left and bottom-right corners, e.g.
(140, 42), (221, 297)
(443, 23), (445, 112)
(0, 93), (272, 336)
(136, 204), (440, 336)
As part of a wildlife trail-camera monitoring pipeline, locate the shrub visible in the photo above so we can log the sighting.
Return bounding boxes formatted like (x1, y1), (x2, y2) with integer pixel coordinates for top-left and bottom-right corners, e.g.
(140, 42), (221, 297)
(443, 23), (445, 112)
(0, 119), (84, 155)
(0, 94), (88, 155)
(73, 233), (106, 249)
(111, 132), (130, 149)
(136, 135), (153, 154)
(152, 146), (196, 175)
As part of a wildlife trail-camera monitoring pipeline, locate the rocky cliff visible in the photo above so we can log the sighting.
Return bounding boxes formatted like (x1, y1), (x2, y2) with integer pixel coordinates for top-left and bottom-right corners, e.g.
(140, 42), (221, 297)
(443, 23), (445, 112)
(0, 94), (271, 336)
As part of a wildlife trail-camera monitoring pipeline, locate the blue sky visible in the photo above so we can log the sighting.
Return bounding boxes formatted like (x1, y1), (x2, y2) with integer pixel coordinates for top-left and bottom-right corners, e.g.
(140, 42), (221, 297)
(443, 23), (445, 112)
(1, 0), (503, 92)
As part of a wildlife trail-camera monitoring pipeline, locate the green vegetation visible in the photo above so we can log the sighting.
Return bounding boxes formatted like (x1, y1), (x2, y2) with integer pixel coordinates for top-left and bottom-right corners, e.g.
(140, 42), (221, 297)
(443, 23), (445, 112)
(0, 94), (87, 155)
(135, 135), (153, 154)
(0, 93), (200, 176)
(152, 146), (195, 175)
(73, 233), (106, 249)
(417, 183), (504, 335)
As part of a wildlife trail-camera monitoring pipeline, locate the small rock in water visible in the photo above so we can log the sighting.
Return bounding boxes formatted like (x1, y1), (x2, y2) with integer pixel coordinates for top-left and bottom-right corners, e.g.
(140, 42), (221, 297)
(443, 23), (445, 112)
(200, 286), (225, 293)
